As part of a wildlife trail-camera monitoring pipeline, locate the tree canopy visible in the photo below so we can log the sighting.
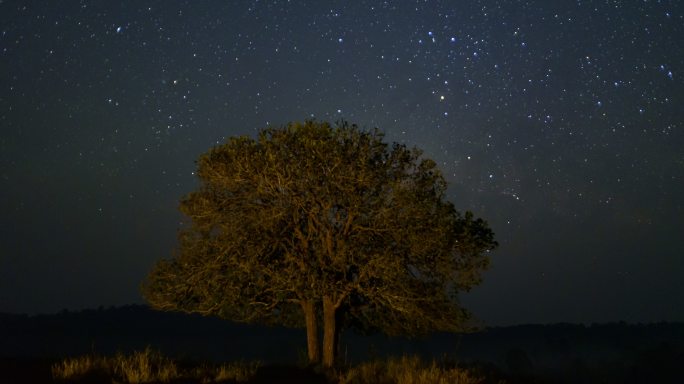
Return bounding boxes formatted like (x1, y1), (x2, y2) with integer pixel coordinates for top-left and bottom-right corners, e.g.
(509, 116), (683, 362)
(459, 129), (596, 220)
(142, 120), (497, 367)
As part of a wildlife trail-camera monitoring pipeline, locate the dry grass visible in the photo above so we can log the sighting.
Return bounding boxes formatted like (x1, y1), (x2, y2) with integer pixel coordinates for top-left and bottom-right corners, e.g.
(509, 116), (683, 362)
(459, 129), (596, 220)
(213, 360), (261, 382)
(52, 348), (258, 383)
(339, 355), (488, 384)
(113, 347), (178, 383)
(53, 351), (490, 384)
(51, 354), (108, 379)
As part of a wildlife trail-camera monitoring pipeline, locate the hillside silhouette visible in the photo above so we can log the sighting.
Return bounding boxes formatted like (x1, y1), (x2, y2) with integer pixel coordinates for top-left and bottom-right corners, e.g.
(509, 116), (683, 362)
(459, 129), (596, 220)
(1, 305), (682, 383)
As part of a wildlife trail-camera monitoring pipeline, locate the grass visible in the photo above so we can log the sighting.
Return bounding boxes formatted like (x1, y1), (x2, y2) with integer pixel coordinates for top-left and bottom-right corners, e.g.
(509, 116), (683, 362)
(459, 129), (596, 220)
(51, 354), (107, 380)
(52, 347), (259, 383)
(214, 361), (262, 382)
(338, 355), (491, 384)
(114, 347), (178, 383)
(52, 350), (495, 383)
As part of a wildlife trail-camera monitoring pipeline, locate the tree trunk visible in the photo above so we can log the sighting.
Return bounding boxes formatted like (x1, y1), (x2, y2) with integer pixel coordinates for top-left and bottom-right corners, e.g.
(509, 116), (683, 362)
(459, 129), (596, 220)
(335, 307), (344, 364)
(322, 296), (337, 368)
(301, 300), (320, 364)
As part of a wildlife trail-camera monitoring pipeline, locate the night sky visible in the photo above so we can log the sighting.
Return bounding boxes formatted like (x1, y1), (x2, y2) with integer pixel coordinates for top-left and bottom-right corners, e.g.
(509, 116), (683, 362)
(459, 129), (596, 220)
(1, 0), (683, 326)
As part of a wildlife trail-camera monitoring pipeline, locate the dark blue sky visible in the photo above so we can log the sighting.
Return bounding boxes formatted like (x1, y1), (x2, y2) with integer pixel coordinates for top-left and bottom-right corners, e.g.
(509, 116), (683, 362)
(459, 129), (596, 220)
(1, 0), (682, 326)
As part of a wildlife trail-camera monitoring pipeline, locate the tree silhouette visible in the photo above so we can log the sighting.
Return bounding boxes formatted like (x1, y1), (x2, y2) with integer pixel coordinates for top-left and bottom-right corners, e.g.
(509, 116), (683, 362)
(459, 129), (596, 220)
(142, 120), (497, 368)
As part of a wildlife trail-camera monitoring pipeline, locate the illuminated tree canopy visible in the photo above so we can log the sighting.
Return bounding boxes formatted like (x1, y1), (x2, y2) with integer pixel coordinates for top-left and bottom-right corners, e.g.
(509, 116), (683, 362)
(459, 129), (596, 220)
(143, 120), (497, 367)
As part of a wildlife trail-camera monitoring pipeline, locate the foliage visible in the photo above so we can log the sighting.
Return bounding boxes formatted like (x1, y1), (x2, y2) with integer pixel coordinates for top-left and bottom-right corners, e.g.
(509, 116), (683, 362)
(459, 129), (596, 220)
(142, 120), (497, 366)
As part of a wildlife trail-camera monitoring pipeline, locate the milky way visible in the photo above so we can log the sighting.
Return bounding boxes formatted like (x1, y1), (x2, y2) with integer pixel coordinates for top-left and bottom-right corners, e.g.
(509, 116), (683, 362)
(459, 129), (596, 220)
(1, 1), (682, 325)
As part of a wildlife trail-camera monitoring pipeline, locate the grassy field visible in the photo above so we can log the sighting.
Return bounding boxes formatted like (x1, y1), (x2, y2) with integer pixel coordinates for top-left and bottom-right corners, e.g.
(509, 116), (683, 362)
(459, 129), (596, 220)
(3, 346), (682, 383)
(43, 348), (498, 384)
(2, 309), (681, 383)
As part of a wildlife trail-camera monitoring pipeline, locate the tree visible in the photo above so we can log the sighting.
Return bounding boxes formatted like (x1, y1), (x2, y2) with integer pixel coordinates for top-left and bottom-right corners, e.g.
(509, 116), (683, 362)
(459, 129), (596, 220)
(142, 120), (497, 368)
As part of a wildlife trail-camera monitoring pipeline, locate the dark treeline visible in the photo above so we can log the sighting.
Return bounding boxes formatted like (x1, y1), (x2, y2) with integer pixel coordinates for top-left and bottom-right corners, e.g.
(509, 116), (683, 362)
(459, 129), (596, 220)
(1, 305), (682, 383)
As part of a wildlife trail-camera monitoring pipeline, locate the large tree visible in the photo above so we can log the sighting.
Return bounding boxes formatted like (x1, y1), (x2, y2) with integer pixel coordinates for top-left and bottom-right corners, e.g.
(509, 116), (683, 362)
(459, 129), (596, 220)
(142, 120), (497, 368)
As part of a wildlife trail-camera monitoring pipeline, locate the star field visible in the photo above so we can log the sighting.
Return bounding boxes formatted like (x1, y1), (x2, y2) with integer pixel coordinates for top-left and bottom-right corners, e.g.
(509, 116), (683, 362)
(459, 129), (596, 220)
(1, 0), (683, 325)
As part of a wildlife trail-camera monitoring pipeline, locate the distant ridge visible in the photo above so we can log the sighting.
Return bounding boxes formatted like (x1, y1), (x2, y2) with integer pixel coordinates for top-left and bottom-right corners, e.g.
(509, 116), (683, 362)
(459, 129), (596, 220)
(1, 304), (682, 362)
(1, 305), (682, 382)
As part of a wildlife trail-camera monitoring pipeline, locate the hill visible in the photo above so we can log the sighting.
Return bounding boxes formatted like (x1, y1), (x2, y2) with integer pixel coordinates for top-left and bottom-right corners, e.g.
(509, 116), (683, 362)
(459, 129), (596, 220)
(1, 305), (682, 383)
